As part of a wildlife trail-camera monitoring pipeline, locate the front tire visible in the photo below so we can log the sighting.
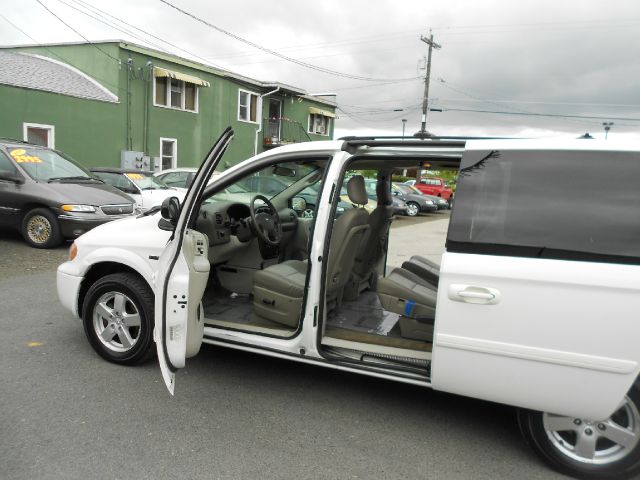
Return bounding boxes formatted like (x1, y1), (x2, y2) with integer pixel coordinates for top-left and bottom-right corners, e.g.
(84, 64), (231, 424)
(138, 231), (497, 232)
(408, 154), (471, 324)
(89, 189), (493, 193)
(22, 208), (62, 248)
(406, 201), (419, 217)
(82, 272), (155, 365)
(517, 385), (640, 479)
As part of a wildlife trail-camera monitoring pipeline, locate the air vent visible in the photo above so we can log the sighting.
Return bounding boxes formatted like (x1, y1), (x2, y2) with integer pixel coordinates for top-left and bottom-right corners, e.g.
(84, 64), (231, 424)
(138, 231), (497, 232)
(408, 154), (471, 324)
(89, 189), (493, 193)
(215, 213), (223, 225)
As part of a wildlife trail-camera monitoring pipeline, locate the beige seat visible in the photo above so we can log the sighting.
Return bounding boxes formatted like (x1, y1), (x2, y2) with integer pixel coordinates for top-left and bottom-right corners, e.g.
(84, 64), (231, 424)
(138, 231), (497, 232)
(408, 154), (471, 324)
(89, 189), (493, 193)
(401, 255), (440, 288)
(344, 174), (395, 300)
(253, 176), (370, 327)
(376, 267), (437, 342)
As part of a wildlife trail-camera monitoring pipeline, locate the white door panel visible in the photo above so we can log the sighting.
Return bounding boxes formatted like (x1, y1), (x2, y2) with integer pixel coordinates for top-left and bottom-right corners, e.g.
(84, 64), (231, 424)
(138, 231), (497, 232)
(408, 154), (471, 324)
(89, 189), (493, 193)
(155, 127), (234, 394)
(432, 252), (640, 419)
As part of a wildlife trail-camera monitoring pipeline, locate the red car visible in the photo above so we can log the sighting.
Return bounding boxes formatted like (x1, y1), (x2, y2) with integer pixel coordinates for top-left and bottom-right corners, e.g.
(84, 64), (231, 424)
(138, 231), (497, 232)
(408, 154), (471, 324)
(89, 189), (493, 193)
(412, 177), (454, 200)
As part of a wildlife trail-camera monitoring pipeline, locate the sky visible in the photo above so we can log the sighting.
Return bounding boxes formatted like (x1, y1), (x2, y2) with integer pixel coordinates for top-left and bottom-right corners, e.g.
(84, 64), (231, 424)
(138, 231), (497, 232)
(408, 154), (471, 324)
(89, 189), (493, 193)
(1, 0), (639, 140)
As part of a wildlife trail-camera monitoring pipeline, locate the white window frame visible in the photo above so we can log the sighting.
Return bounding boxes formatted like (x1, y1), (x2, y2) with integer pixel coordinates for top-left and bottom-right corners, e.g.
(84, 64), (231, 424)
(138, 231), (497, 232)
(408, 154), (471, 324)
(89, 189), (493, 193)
(308, 114), (331, 136)
(159, 137), (178, 172)
(237, 89), (260, 124)
(153, 77), (199, 113)
(23, 122), (55, 148)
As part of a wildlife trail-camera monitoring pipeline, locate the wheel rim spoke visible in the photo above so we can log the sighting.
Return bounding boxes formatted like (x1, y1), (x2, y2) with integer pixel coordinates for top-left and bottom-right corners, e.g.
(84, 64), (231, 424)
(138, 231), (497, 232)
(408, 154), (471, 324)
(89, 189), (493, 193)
(95, 302), (113, 321)
(117, 326), (134, 349)
(543, 414), (577, 432)
(100, 325), (116, 342)
(601, 422), (637, 448)
(122, 312), (141, 328)
(574, 431), (598, 459)
(113, 293), (126, 314)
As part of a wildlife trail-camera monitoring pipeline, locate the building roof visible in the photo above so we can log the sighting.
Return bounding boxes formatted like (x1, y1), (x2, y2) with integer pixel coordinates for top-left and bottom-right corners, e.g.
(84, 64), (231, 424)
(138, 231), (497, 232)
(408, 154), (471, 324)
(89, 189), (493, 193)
(0, 51), (118, 103)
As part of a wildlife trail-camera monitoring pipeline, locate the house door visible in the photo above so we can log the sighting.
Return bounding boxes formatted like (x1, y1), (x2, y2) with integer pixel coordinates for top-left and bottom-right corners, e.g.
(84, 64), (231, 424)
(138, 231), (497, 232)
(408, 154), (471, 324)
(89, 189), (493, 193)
(268, 99), (281, 141)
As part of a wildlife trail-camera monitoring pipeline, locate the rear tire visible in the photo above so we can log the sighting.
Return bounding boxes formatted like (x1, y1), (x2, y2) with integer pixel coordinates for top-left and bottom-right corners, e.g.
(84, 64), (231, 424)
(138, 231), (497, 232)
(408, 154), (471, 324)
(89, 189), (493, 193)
(22, 208), (62, 248)
(517, 385), (640, 479)
(82, 272), (155, 365)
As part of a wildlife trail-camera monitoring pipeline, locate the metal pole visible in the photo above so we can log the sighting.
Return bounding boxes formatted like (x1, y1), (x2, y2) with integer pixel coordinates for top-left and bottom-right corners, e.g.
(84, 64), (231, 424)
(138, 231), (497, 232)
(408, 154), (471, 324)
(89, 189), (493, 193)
(402, 118), (407, 138)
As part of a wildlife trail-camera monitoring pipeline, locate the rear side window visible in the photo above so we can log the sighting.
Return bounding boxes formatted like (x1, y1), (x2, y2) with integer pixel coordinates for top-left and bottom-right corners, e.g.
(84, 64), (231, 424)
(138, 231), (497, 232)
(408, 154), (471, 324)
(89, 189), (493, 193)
(447, 149), (640, 264)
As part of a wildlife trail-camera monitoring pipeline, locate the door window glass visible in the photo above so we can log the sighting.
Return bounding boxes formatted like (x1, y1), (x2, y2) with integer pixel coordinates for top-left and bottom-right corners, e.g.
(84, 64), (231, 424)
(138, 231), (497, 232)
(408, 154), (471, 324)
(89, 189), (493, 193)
(448, 149), (640, 262)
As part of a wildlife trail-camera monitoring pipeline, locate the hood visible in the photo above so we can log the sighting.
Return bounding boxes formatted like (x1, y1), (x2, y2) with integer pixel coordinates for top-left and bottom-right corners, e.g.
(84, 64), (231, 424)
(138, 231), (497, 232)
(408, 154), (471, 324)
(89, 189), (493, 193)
(139, 188), (186, 209)
(37, 181), (134, 206)
(77, 211), (171, 250)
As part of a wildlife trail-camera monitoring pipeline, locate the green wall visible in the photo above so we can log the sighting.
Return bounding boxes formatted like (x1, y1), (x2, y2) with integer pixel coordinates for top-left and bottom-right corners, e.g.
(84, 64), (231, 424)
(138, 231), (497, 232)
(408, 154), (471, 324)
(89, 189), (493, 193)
(1, 42), (336, 170)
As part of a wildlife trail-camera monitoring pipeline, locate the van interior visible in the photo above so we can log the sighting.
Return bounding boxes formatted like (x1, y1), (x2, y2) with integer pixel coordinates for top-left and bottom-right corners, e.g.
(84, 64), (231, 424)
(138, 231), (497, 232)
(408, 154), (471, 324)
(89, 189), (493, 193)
(193, 157), (452, 374)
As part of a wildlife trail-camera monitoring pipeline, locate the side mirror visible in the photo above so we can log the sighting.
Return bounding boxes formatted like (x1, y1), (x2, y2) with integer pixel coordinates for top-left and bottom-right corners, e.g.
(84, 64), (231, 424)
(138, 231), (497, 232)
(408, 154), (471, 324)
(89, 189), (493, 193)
(0, 170), (24, 184)
(291, 196), (307, 211)
(161, 196), (181, 224)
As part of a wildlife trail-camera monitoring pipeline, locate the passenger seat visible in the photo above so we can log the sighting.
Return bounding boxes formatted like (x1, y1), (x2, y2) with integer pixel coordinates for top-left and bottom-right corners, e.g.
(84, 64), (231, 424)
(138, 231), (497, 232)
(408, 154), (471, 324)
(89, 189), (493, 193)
(401, 255), (440, 288)
(376, 268), (437, 342)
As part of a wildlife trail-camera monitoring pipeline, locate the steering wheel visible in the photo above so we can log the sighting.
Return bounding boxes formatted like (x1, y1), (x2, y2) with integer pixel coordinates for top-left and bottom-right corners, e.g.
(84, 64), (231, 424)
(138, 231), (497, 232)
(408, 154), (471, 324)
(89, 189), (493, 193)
(249, 194), (282, 246)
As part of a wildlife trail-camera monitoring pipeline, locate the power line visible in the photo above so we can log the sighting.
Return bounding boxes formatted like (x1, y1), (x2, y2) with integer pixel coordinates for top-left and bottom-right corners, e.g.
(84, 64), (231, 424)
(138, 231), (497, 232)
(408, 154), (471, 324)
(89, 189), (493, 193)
(34, 0), (121, 63)
(436, 107), (640, 123)
(0, 11), (124, 93)
(67, 0), (226, 70)
(158, 0), (419, 82)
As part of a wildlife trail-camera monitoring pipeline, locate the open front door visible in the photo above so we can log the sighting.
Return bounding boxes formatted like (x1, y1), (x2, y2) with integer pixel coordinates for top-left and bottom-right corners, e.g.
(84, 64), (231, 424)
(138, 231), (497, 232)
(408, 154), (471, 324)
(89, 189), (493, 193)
(154, 127), (234, 394)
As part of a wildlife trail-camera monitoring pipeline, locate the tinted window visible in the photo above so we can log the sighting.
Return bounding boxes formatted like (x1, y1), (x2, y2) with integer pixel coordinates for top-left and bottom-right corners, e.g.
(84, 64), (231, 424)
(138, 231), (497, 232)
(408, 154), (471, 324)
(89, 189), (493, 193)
(448, 149), (640, 263)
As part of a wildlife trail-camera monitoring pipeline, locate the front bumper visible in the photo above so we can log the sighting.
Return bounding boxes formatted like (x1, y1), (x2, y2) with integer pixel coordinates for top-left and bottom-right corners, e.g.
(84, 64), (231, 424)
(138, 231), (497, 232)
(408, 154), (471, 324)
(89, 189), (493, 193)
(57, 261), (84, 318)
(421, 203), (438, 213)
(57, 213), (135, 239)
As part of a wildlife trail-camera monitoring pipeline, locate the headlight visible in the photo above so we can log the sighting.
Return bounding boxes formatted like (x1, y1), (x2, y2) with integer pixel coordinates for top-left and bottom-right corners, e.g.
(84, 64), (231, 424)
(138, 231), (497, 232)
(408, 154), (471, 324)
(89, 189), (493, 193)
(68, 242), (78, 261)
(61, 204), (96, 212)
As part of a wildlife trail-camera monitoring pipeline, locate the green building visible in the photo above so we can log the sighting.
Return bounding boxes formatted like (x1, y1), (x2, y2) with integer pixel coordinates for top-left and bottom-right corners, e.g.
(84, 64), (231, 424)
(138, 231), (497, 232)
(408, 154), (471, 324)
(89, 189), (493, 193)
(0, 40), (337, 170)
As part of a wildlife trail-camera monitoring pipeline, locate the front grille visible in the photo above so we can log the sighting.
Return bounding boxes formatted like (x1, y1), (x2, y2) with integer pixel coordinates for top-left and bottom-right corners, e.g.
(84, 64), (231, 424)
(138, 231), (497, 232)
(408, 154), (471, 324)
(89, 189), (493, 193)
(101, 204), (134, 215)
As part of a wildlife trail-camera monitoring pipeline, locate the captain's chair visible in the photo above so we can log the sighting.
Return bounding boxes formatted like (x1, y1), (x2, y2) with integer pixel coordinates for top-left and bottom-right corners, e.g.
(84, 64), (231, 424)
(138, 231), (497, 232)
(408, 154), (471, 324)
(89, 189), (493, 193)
(344, 174), (395, 300)
(252, 175), (370, 327)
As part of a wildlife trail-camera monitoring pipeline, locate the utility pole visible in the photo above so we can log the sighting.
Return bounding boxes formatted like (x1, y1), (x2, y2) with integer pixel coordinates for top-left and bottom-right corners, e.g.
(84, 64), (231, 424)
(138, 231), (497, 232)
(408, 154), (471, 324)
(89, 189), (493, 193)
(415, 30), (441, 139)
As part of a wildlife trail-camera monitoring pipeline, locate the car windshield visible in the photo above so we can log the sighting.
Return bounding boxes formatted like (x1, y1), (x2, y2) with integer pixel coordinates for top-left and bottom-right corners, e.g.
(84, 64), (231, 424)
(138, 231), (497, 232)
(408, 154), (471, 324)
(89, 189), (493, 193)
(125, 173), (169, 190)
(407, 184), (424, 195)
(8, 147), (96, 182)
(394, 184), (415, 195)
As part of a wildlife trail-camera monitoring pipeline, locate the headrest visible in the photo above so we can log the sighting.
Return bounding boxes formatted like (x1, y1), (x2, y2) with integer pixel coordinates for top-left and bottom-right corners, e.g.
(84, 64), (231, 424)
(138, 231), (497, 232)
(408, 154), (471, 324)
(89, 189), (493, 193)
(347, 175), (368, 205)
(376, 176), (392, 206)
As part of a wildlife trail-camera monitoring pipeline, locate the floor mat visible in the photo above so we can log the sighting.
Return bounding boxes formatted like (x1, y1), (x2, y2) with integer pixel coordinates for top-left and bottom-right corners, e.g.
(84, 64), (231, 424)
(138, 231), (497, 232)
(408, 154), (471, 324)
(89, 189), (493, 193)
(327, 291), (400, 336)
(203, 292), (254, 324)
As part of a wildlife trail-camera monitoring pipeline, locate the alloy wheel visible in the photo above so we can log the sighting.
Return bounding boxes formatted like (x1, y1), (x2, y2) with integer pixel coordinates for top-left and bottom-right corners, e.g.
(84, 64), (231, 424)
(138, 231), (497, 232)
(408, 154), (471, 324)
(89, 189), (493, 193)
(543, 396), (640, 465)
(92, 291), (142, 353)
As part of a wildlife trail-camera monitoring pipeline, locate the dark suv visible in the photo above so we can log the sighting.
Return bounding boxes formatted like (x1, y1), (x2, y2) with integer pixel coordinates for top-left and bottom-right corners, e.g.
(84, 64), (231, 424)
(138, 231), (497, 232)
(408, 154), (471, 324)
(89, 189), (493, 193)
(0, 140), (136, 248)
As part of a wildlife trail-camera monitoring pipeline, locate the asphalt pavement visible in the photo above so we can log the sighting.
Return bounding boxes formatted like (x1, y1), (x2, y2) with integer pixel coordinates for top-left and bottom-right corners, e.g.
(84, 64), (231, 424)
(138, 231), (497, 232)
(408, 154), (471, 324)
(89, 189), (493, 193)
(0, 213), (568, 480)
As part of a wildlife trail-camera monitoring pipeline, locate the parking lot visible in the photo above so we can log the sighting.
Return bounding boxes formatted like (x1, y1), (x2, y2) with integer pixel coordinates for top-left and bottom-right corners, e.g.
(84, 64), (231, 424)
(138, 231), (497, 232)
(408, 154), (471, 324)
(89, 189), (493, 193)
(0, 212), (566, 480)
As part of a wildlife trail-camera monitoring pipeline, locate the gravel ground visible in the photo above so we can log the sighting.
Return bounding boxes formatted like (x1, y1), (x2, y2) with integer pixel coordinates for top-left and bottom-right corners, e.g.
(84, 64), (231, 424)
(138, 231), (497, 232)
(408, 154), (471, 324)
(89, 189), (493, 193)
(0, 230), (69, 279)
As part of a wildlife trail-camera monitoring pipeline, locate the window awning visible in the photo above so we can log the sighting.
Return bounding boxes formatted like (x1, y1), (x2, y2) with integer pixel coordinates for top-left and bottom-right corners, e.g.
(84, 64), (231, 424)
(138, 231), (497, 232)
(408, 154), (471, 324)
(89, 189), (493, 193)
(309, 106), (336, 118)
(154, 67), (210, 87)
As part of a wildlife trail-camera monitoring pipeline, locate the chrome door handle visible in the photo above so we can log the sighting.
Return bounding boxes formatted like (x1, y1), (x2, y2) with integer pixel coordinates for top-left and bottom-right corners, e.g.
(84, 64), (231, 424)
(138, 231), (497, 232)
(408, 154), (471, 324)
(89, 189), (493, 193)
(448, 284), (501, 305)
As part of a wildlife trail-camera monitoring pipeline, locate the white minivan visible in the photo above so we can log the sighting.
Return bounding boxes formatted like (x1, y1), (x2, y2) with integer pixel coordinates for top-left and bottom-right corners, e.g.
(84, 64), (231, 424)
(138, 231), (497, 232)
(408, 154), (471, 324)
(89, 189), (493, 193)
(57, 128), (640, 479)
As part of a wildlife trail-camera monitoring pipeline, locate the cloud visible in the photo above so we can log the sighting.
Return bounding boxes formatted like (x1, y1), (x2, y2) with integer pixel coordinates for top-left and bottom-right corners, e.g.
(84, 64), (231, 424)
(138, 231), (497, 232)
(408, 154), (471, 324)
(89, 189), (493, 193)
(2, 0), (639, 139)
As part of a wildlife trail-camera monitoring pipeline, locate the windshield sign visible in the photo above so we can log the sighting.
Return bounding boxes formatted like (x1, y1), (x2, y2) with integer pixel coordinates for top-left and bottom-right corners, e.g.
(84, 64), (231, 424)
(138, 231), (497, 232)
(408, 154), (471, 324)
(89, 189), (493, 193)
(10, 147), (93, 182)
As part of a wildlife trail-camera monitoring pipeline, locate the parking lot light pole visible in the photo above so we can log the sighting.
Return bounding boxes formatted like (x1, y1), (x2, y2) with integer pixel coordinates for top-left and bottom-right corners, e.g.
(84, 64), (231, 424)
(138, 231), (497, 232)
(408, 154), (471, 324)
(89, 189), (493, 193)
(402, 119), (407, 139)
(603, 122), (614, 140)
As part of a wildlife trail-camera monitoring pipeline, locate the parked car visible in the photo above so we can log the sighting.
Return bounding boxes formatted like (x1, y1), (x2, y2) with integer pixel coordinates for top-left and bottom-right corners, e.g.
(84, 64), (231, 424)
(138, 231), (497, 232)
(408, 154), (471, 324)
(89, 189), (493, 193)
(0, 139), (136, 248)
(90, 168), (185, 212)
(391, 182), (438, 216)
(154, 167), (198, 191)
(412, 177), (454, 200)
(57, 130), (640, 480)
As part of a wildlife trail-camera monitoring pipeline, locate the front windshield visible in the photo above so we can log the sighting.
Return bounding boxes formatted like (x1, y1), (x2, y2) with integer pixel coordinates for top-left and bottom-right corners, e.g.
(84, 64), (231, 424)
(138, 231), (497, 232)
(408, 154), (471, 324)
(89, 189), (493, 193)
(407, 184), (424, 195)
(395, 184), (414, 195)
(125, 173), (169, 190)
(9, 147), (94, 182)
